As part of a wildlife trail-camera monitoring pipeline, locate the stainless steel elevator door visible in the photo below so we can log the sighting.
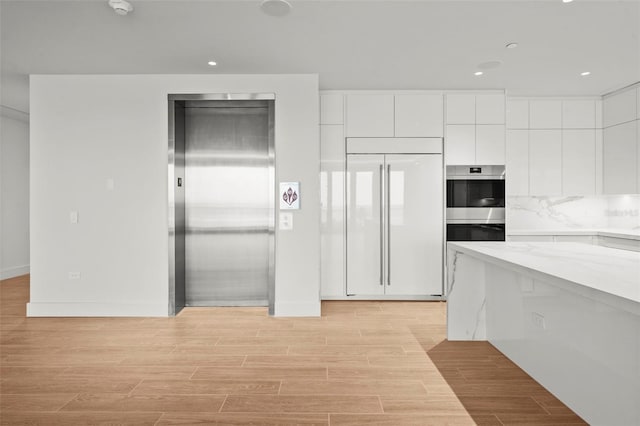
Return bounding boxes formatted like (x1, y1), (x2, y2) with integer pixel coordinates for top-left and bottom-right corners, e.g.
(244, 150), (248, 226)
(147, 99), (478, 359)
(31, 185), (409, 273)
(185, 104), (270, 306)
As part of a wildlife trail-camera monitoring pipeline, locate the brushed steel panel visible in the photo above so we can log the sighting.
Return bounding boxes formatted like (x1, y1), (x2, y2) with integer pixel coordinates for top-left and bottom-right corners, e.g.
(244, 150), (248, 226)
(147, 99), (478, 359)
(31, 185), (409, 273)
(184, 102), (272, 306)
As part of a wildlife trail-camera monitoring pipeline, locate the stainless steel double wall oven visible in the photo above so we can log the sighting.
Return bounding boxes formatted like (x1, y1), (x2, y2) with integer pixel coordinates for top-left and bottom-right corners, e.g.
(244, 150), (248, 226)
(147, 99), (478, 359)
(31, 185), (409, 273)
(446, 165), (505, 241)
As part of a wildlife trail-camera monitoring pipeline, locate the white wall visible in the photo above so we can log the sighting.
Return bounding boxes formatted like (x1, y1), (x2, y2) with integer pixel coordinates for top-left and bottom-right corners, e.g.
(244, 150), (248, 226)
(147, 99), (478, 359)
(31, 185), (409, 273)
(28, 74), (320, 317)
(0, 107), (30, 279)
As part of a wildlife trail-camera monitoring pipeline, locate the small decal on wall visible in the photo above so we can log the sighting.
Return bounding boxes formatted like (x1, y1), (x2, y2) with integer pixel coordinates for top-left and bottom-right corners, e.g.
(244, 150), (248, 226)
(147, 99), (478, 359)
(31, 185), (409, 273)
(280, 182), (300, 210)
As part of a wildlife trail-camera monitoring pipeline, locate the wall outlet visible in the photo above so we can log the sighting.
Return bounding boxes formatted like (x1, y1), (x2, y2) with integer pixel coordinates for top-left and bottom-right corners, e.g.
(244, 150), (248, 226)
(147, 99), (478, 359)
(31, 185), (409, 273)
(69, 211), (79, 224)
(532, 312), (546, 330)
(68, 272), (81, 280)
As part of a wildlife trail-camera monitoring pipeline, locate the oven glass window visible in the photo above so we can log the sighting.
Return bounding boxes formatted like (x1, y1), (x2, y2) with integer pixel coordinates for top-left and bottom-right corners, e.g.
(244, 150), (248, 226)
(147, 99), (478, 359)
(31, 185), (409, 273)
(446, 224), (505, 241)
(446, 180), (505, 208)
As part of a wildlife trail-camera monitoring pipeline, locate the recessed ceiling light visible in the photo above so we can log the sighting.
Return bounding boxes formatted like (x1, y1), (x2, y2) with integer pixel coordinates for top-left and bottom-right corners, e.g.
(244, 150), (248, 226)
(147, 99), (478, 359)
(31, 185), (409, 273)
(506, 42), (519, 49)
(581, 71), (591, 76)
(207, 61), (217, 66)
(260, 0), (292, 17)
(562, 0), (573, 3)
(474, 71), (484, 76)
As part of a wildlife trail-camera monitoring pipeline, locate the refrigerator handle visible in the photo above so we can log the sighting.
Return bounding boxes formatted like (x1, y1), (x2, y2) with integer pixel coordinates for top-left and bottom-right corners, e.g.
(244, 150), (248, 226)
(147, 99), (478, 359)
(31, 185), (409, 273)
(386, 164), (391, 286)
(379, 164), (384, 286)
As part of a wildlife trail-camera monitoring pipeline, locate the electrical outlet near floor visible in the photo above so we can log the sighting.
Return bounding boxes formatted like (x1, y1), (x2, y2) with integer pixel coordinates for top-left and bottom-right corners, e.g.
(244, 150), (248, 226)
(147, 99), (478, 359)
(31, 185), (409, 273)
(532, 312), (546, 330)
(68, 272), (81, 280)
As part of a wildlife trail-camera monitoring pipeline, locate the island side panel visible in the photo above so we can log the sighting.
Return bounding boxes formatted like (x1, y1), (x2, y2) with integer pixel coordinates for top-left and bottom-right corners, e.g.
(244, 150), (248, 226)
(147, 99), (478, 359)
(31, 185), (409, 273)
(485, 263), (640, 426)
(446, 248), (487, 340)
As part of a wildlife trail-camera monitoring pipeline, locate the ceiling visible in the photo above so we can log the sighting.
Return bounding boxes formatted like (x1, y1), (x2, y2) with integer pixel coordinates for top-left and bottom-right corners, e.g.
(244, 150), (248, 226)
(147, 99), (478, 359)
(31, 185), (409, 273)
(1, 0), (639, 113)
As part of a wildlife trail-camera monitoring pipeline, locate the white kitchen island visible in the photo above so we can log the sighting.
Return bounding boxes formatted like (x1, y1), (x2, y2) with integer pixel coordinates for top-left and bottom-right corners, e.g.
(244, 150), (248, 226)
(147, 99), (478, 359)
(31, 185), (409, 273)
(446, 241), (640, 426)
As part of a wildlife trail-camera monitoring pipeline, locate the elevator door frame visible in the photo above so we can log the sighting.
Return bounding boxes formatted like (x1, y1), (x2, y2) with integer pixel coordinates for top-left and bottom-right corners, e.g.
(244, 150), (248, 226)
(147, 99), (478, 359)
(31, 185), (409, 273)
(168, 93), (276, 316)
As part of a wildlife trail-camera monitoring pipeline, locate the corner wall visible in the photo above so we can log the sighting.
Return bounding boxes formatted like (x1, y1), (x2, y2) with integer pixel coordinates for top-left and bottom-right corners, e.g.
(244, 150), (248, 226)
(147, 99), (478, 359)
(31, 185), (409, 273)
(28, 74), (320, 317)
(0, 107), (30, 279)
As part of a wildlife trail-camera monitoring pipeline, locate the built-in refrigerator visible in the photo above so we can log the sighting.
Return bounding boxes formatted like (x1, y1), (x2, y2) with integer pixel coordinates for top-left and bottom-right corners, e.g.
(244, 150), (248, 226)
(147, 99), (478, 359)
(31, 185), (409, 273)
(346, 138), (443, 297)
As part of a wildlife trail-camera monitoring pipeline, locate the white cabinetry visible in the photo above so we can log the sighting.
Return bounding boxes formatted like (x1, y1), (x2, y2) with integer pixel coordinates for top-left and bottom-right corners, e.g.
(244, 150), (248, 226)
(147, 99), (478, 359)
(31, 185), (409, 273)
(446, 94), (475, 124)
(395, 94), (443, 137)
(445, 92), (505, 165)
(476, 125), (506, 164)
(320, 125), (345, 298)
(529, 130), (562, 196)
(562, 130), (596, 195)
(445, 125), (475, 164)
(506, 130), (529, 196)
(602, 86), (639, 195)
(345, 94), (394, 137)
(603, 89), (637, 128)
(603, 121), (637, 194)
(506, 97), (602, 197)
(476, 94), (505, 124)
(562, 100), (596, 129)
(346, 93), (443, 138)
(320, 94), (344, 125)
(529, 100), (562, 129)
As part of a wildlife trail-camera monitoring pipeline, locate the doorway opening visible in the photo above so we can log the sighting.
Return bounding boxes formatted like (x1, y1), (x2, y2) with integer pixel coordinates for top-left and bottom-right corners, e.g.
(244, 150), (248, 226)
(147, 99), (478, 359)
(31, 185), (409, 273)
(168, 94), (275, 315)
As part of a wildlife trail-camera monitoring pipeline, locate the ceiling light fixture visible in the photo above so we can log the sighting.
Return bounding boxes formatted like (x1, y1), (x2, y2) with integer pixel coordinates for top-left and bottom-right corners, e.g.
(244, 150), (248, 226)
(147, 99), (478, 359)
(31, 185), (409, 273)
(474, 71), (484, 76)
(506, 42), (519, 49)
(108, 0), (133, 15)
(581, 71), (591, 76)
(478, 60), (502, 70)
(208, 61), (217, 66)
(562, 0), (574, 3)
(260, 0), (292, 17)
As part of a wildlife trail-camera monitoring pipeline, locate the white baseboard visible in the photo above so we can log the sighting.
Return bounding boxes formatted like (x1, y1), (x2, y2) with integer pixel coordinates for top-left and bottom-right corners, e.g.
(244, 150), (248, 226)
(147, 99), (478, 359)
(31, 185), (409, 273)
(26, 302), (168, 317)
(1, 265), (30, 280)
(274, 300), (321, 317)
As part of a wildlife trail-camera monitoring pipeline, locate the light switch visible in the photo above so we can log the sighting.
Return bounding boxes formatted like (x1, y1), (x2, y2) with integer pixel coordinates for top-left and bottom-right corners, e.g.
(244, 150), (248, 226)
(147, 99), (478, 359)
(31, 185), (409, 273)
(106, 178), (115, 191)
(70, 211), (79, 224)
(279, 212), (293, 230)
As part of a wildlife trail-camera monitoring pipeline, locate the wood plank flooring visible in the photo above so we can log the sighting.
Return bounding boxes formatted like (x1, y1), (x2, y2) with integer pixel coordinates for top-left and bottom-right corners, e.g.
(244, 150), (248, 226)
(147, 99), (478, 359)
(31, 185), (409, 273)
(0, 275), (586, 425)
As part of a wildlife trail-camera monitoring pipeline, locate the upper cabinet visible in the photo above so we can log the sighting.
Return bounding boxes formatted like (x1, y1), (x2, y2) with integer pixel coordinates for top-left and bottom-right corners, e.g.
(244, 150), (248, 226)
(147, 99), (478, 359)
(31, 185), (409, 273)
(395, 94), (443, 137)
(602, 85), (639, 195)
(345, 94), (394, 137)
(445, 92), (506, 165)
(345, 92), (443, 138)
(505, 96), (603, 197)
(603, 88), (637, 128)
(529, 100), (562, 129)
(320, 93), (344, 125)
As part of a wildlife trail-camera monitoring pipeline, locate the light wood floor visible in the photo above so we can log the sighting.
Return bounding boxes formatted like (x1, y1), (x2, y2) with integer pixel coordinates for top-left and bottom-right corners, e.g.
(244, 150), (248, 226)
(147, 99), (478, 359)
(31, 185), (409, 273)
(1, 275), (585, 425)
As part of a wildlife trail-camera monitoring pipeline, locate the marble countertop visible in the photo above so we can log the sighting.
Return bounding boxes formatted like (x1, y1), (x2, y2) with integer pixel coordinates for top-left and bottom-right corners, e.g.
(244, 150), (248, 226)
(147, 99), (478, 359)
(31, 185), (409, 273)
(507, 228), (640, 240)
(448, 242), (640, 306)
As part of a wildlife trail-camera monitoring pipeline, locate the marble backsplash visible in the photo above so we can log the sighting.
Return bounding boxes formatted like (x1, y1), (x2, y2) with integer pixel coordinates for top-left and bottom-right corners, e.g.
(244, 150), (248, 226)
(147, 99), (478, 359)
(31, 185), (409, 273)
(507, 195), (640, 231)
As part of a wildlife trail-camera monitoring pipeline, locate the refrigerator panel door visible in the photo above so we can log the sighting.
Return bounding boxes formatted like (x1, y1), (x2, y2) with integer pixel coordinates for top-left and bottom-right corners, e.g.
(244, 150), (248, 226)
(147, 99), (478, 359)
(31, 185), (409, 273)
(346, 154), (385, 296)
(385, 154), (443, 296)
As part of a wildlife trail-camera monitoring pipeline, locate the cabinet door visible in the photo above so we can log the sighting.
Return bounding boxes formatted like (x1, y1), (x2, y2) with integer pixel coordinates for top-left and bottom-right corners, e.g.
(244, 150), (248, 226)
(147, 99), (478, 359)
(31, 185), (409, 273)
(506, 130), (529, 196)
(562, 130), (595, 195)
(320, 125), (345, 298)
(506, 99), (529, 129)
(320, 94), (344, 125)
(385, 154), (443, 296)
(445, 125), (475, 165)
(446, 94), (475, 124)
(529, 100), (562, 129)
(603, 89), (637, 127)
(345, 95), (394, 137)
(529, 130), (562, 196)
(395, 94), (443, 137)
(346, 154), (385, 295)
(603, 121), (637, 194)
(476, 125), (505, 164)
(476, 94), (505, 124)
(562, 100), (595, 129)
